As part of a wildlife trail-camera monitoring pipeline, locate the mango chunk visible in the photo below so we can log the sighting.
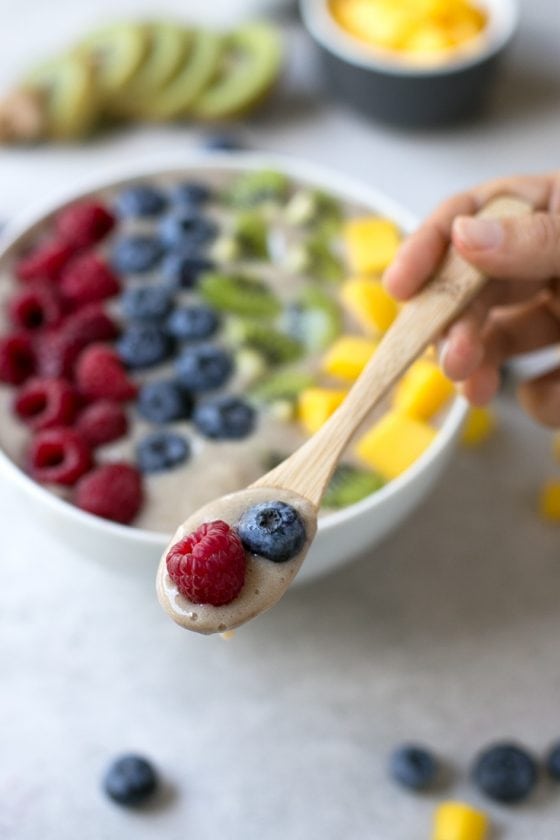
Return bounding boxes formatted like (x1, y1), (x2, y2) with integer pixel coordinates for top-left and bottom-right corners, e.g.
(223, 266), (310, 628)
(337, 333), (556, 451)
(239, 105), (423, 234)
(341, 277), (398, 334)
(344, 216), (400, 273)
(356, 411), (436, 479)
(322, 335), (377, 381)
(461, 406), (496, 447)
(394, 359), (455, 420)
(432, 801), (489, 840)
(539, 481), (560, 522)
(298, 387), (348, 435)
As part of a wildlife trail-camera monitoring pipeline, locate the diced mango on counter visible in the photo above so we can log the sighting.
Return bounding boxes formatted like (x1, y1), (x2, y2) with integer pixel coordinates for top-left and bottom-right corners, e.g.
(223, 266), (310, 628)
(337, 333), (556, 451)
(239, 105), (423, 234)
(322, 335), (377, 381)
(538, 481), (560, 522)
(341, 277), (398, 334)
(297, 387), (348, 435)
(432, 801), (489, 840)
(356, 410), (436, 479)
(461, 406), (496, 447)
(393, 359), (455, 421)
(343, 216), (400, 273)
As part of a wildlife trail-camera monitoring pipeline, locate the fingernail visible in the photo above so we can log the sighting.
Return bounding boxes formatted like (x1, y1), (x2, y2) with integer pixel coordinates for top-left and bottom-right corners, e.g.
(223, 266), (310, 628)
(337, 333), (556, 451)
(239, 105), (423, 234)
(438, 339), (450, 372)
(454, 217), (503, 250)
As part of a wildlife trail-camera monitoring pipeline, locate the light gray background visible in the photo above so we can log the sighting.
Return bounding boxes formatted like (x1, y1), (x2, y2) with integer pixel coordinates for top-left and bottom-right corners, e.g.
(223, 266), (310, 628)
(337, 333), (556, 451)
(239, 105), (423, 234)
(1, 2), (560, 838)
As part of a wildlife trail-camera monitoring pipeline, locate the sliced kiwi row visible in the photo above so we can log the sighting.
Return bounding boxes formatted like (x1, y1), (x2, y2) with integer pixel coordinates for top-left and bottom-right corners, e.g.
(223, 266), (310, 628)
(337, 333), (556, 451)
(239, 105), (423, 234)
(0, 21), (282, 143)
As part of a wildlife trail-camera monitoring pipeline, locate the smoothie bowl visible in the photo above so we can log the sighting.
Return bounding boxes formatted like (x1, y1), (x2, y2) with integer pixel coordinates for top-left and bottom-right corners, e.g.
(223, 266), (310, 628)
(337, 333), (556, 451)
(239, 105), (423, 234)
(0, 154), (466, 584)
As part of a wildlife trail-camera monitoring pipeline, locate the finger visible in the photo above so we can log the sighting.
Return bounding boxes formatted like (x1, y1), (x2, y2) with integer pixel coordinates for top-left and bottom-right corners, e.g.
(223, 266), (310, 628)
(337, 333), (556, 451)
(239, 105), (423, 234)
(452, 212), (560, 281)
(518, 368), (560, 427)
(461, 366), (501, 406)
(480, 299), (560, 369)
(470, 173), (554, 211)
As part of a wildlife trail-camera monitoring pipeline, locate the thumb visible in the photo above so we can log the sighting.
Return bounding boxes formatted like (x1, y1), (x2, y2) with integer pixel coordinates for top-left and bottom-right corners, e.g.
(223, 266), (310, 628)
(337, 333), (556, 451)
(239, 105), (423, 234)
(452, 212), (560, 281)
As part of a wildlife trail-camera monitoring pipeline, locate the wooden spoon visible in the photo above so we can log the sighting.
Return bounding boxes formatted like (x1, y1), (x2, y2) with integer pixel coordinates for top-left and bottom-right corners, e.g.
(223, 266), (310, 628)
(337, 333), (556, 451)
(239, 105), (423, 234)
(157, 195), (532, 635)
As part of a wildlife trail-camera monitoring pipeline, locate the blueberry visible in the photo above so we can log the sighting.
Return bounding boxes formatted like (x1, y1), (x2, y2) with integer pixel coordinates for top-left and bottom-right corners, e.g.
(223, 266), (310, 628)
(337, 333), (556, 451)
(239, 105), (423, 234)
(162, 253), (214, 290)
(472, 743), (538, 803)
(175, 344), (233, 392)
(112, 235), (163, 274)
(202, 133), (244, 152)
(117, 323), (173, 369)
(116, 185), (167, 218)
(166, 305), (220, 342)
(159, 213), (218, 251)
(138, 380), (194, 423)
(389, 745), (439, 792)
(193, 395), (255, 440)
(172, 181), (212, 209)
(237, 501), (306, 563)
(546, 743), (560, 781)
(121, 286), (174, 322)
(103, 754), (158, 806)
(137, 430), (190, 473)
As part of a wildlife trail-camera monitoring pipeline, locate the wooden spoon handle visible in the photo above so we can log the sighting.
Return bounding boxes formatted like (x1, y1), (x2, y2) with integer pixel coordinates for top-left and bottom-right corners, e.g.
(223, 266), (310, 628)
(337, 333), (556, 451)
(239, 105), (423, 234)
(253, 194), (533, 506)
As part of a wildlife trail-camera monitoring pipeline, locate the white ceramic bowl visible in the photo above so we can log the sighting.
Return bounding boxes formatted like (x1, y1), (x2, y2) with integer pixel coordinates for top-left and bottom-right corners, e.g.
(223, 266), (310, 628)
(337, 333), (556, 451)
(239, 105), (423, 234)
(0, 152), (467, 584)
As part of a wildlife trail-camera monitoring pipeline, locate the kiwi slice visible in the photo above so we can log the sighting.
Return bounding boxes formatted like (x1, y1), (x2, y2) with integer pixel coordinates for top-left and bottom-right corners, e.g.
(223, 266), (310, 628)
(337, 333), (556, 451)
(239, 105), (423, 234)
(199, 272), (281, 318)
(285, 189), (343, 233)
(227, 319), (303, 365)
(25, 54), (99, 140)
(233, 211), (269, 259)
(190, 24), (282, 121)
(283, 287), (342, 352)
(323, 465), (385, 510)
(224, 169), (288, 209)
(77, 24), (148, 102)
(133, 30), (225, 121)
(109, 22), (192, 118)
(250, 369), (315, 403)
(285, 232), (344, 283)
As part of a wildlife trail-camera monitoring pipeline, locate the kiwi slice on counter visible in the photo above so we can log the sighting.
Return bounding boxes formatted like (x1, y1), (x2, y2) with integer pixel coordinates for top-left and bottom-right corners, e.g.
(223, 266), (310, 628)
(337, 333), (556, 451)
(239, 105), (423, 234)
(227, 319), (303, 365)
(283, 287), (342, 352)
(250, 369), (315, 403)
(285, 232), (344, 284)
(133, 30), (225, 121)
(323, 465), (385, 510)
(109, 22), (192, 118)
(224, 169), (288, 209)
(190, 24), (282, 121)
(199, 272), (281, 318)
(25, 54), (99, 140)
(77, 23), (148, 102)
(233, 211), (269, 258)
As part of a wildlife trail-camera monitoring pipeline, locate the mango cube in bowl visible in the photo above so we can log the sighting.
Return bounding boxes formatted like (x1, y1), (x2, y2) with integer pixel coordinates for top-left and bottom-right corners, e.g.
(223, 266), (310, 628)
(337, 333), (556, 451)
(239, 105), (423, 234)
(393, 358), (455, 420)
(322, 335), (377, 381)
(344, 216), (400, 273)
(356, 410), (436, 479)
(298, 387), (348, 434)
(341, 277), (398, 334)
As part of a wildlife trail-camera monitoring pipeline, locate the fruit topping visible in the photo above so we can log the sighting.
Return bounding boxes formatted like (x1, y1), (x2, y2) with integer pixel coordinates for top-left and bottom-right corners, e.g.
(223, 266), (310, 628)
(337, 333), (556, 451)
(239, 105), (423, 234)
(14, 377), (78, 430)
(55, 201), (115, 249)
(322, 464), (384, 509)
(120, 285), (174, 322)
(116, 184), (168, 218)
(15, 239), (73, 282)
(237, 500), (306, 563)
(199, 271), (280, 317)
(158, 212), (218, 251)
(250, 369), (314, 404)
(63, 303), (119, 345)
(75, 344), (137, 401)
(116, 323), (173, 369)
(111, 234), (163, 274)
(0, 334), (36, 384)
(165, 304), (220, 342)
(60, 253), (120, 306)
(138, 380), (194, 424)
(75, 463), (143, 524)
(76, 400), (128, 447)
(8, 282), (62, 332)
(162, 253), (215, 290)
(28, 427), (92, 486)
(136, 430), (191, 473)
(175, 344), (233, 392)
(193, 395), (255, 440)
(224, 169), (288, 208)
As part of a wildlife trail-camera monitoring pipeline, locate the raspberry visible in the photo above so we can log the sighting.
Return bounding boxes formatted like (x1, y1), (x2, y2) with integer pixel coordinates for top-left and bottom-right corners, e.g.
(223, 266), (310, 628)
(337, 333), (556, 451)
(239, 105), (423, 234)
(55, 201), (115, 250)
(75, 344), (137, 402)
(36, 330), (83, 379)
(14, 378), (78, 430)
(60, 254), (120, 307)
(74, 463), (144, 524)
(15, 239), (73, 282)
(77, 400), (128, 447)
(166, 520), (246, 606)
(9, 282), (63, 332)
(28, 427), (92, 486)
(63, 304), (119, 346)
(0, 334), (36, 384)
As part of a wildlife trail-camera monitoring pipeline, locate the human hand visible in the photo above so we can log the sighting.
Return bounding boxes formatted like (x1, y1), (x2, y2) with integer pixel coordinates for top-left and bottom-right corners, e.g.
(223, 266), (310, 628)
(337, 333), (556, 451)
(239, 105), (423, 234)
(384, 172), (560, 426)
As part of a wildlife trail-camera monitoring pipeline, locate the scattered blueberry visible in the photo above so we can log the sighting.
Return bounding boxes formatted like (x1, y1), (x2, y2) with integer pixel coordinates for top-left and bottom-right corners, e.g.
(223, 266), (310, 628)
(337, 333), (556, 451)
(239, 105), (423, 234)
(112, 235), (163, 274)
(546, 743), (560, 781)
(389, 745), (439, 792)
(202, 133), (244, 152)
(237, 500), (306, 563)
(137, 430), (191, 473)
(138, 380), (194, 424)
(166, 305), (220, 342)
(193, 395), (255, 440)
(116, 185), (167, 218)
(172, 181), (212, 209)
(175, 344), (233, 392)
(158, 213), (218, 252)
(472, 743), (538, 804)
(117, 323), (173, 369)
(162, 253), (214, 290)
(121, 286), (174, 322)
(103, 754), (158, 806)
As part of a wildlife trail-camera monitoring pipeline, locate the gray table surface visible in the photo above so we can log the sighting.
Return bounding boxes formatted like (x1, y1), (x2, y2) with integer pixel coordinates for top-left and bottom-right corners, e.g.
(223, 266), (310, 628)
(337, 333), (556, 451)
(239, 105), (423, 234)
(1, 2), (560, 838)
